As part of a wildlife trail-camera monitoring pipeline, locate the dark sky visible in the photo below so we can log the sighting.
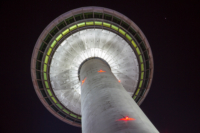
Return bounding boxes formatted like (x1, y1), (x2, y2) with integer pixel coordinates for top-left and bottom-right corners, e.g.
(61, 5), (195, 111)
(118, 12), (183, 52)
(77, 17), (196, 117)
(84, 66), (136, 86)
(1, 0), (200, 133)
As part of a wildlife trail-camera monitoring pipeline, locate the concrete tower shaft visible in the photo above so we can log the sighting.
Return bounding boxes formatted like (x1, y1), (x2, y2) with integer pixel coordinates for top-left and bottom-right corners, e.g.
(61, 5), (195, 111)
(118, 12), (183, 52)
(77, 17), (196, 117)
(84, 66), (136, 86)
(31, 7), (157, 128)
(80, 59), (159, 133)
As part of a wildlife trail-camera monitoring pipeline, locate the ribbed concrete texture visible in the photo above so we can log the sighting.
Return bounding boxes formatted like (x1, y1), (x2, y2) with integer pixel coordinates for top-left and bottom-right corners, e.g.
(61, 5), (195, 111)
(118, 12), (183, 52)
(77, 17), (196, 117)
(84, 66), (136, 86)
(80, 59), (159, 133)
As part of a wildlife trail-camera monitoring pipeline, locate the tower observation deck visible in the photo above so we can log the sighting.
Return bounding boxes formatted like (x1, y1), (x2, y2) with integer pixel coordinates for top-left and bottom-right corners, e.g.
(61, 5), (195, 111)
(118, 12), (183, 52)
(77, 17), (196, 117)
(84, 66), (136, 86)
(31, 7), (159, 133)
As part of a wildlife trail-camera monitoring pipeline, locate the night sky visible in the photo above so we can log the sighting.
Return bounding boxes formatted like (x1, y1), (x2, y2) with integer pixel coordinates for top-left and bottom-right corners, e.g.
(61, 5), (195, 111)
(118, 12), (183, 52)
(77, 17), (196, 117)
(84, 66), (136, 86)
(1, 0), (200, 133)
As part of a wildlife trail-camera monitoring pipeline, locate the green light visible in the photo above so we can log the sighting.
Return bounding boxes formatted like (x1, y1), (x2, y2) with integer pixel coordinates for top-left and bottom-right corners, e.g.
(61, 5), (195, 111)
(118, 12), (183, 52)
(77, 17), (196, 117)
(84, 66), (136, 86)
(56, 104), (63, 109)
(136, 47), (141, 55)
(78, 22), (85, 27)
(139, 80), (143, 88)
(47, 89), (52, 96)
(40, 21), (148, 103)
(43, 72), (47, 80)
(43, 64), (47, 72)
(51, 97), (57, 103)
(95, 21), (102, 25)
(139, 55), (143, 63)
(62, 29), (69, 35)
(133, 96), (137, 99)
(44, 56), (49, 64)
(78, 117), (81, 119)
(70, 113), (77, 118)
(103, 22), (110, 27)
(119, 29), (125, 35)
(56, 34), (63, 41)
(111, 25), (118, 31)
(141, 72), (144, 80)
(136, 89), (140, 95)
(86, 21), (94, 25)
(141, 63), (144, 71)
(126, 34), (132, 41)
(69, 25), (77, 31)
(51, 40), (57, 48)
(47, 48), (52, 55)
(131, 40), (137, 48)
(63, 109), (70, 114)
(45, 81), (49, 88)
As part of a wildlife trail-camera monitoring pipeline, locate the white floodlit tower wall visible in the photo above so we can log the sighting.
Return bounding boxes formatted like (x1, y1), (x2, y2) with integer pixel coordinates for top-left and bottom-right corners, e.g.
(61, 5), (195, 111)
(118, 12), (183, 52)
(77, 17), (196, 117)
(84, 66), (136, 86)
(80, 59), (158, 133)
(31, 6), (158, 132)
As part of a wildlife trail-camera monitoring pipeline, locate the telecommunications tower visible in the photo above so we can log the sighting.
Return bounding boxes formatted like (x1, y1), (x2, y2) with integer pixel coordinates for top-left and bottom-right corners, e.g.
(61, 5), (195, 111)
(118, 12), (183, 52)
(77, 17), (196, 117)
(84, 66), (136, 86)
(31, 7), (159, 133)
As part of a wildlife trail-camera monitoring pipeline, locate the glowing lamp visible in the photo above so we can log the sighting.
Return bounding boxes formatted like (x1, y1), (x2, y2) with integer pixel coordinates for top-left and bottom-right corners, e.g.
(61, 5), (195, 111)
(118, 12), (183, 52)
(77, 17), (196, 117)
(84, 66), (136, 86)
(98, 69), (106, 73)
(82, 77), (86, 85)
(118, 116), (135, 121)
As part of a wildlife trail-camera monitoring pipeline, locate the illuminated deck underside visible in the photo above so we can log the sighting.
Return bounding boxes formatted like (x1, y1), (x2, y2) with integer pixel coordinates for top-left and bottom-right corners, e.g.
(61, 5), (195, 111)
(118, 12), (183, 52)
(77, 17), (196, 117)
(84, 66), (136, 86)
(50, 29), (139, 115)
(31, 7), (155, 126)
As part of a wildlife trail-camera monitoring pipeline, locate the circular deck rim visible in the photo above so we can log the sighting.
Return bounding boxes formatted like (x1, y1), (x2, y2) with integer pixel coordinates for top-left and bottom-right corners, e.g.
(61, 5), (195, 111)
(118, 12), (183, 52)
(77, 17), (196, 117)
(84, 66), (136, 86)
(31, 6), (154, 127)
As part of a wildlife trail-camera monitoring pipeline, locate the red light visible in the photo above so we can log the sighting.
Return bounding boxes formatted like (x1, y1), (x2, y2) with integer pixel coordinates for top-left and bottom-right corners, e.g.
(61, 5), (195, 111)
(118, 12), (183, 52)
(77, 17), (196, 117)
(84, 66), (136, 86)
(118, 116), (135, 121)
(98, 69), (106, 73)
(82, 77), (86, 85)
(118, 80), (121, 82)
